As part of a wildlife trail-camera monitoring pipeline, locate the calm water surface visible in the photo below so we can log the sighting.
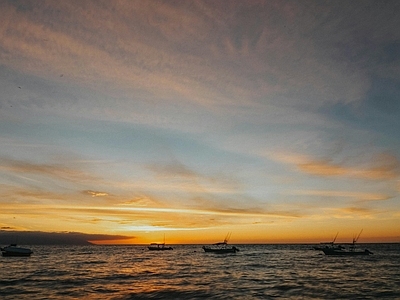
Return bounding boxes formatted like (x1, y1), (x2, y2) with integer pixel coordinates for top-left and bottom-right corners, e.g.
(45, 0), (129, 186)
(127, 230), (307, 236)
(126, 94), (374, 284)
(0, 244), (399, 299)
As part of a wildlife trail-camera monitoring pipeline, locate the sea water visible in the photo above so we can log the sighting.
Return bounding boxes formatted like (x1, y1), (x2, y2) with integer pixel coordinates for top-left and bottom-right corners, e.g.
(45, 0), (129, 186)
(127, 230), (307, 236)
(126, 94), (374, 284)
(0, 244), (399, 299)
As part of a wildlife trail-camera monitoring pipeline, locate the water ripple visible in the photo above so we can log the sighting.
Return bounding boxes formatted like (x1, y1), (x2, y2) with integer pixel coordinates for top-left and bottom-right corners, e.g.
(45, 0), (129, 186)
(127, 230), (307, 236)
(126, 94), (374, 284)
(0, 244), (399, 299)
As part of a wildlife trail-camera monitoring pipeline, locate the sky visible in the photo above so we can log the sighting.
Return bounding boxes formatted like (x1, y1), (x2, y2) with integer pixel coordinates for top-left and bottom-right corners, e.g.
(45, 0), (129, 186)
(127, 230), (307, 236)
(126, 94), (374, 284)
(0, 0), (399, 245)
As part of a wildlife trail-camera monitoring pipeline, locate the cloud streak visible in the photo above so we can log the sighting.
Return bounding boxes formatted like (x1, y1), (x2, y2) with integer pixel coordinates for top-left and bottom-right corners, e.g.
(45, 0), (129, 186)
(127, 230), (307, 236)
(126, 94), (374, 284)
(268, 151), (400, 181)
(0, 157), (98, 182)
(84, 190), (109, 197)
(3, 0), (395, 112)
(291, 190), (391, 202)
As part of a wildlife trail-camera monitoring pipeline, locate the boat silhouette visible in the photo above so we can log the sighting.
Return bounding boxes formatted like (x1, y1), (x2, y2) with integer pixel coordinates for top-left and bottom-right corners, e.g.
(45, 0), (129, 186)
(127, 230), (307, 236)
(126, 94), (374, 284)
(148, 235), (173, 251)
(321, 230), (373, 256)
(202, 233), (239, 254)
(1, 244), (33, 257)
(313, 232), (345, 251)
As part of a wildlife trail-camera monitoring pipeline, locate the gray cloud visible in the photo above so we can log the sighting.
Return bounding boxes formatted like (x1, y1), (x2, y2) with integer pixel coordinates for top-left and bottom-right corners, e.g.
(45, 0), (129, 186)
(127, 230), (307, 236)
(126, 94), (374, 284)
(2, 0), (397, 112)
(0, 157), (99, 183)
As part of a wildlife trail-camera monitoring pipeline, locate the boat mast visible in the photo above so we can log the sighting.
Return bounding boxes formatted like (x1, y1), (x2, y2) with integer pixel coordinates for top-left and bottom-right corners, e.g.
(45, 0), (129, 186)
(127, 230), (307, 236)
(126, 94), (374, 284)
(354, 229), (363, 243)
(224, 232), (232, 244)
(351, 229), (363, 251)
(332, 232), (339, 244)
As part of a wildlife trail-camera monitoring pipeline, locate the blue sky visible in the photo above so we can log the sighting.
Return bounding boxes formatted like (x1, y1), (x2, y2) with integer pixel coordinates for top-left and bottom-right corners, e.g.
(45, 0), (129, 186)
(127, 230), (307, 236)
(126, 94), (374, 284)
(0, 0), (399, 243)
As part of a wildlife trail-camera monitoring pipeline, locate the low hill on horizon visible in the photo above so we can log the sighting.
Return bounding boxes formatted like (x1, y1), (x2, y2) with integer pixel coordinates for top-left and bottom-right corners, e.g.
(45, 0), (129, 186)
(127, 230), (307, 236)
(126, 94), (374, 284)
(0, 230), (132, 245)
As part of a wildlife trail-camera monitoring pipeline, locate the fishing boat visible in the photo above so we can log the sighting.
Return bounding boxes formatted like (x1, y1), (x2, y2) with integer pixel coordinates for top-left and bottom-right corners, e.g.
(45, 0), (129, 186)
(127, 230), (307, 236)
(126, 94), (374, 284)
(202, 244), (239, 254)
(148, 243), (173, 251)
(322, 247), (372, 256)
(1, 244), (33, 257)
(322, 230), (373, 256)
(313, 232), (345, 251)
(313, 244), (345, 251)
(148, 235), (173, 251)
(202, 233), (239, 254)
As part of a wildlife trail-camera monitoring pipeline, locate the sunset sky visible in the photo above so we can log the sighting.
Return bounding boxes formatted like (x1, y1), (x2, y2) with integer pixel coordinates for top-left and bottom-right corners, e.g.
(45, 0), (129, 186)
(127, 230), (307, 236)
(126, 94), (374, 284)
(1, 0), (399, 244)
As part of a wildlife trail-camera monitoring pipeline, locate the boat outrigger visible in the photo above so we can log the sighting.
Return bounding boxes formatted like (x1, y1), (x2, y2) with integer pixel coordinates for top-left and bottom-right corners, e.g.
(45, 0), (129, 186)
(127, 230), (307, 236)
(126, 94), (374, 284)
(1, 244), (33, 257)
(321, 230), (373, 256)
(202, 233), (239, 254)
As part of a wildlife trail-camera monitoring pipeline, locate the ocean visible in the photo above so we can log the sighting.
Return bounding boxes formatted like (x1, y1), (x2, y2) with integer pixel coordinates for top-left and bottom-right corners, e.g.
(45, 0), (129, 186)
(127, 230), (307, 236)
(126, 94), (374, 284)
(0, 243), (399, 299)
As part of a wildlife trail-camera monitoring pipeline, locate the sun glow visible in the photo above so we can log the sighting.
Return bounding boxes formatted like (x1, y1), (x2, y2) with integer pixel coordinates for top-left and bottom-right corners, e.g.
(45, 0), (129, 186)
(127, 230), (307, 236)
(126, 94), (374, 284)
(0, 0), (399, 246)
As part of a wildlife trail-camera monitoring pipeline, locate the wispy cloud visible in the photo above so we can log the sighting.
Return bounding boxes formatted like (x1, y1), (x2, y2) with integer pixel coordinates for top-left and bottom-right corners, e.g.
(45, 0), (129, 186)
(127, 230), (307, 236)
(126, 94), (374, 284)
(146, 160), (242, 196)
(297, 160), (347, 177)
(333, 206), (377, 218)
(0, 157), (99, 183)
(268, 151), (400, 180)
(354, 152), (400, 180)
(83, 190), (109, 197)
(119, 195), (162, 207)
(2, 0), (390, 113)
(0, 201), (302, 233)
(0, 184), (69, 204)
(291, 190), (391, 202)
(147, 161), (198, 179)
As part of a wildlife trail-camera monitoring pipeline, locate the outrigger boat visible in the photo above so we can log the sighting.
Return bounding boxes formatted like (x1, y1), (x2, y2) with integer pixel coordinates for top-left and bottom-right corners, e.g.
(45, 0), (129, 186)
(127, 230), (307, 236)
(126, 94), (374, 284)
(322, 230), (373, 256)
(1, 244), (33, 257)
(202, 233), (239, 254)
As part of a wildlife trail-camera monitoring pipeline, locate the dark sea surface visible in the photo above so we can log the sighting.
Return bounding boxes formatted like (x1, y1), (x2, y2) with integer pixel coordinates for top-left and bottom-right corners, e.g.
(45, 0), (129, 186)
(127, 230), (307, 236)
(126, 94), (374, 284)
(1, 243), (399, 299)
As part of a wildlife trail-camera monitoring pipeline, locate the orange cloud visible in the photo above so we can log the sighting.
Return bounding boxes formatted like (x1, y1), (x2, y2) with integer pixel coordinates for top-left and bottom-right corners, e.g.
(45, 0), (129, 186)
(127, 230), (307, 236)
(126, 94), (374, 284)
(83, 190), (109, 197)
(268, 151), (400, 180)
(0, 201), (302, 234)
(119, 195), (163, 207)
(353, 152), (400, 180)
(292, 190), (391, 202)
(328, 206), (377, 219)
(297, 160), (347, 176)
(0, 187), (66, 203)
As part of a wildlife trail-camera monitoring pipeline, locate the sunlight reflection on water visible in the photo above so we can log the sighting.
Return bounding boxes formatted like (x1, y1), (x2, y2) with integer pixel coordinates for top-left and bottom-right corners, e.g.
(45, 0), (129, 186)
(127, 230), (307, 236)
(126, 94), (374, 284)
(0, 244), (399, 299)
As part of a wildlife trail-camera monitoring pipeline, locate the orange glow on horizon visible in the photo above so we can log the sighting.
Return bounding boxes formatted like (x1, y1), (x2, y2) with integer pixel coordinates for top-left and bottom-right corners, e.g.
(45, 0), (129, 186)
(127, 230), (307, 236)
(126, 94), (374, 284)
(2, 202), (399, 245)
(87, 224), (400, 245)
(88, 235), (400, 245)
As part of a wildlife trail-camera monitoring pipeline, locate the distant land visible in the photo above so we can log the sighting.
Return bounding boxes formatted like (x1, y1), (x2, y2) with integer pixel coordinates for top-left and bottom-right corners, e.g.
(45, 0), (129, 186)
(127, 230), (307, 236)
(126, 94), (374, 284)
(0, 230), (133, 245)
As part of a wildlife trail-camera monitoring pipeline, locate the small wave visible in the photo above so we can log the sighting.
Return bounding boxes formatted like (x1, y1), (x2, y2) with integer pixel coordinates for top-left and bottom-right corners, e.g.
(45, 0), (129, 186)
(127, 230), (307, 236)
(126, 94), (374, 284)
(1, 244), (399, 299)
(117, 288), (213, 299)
